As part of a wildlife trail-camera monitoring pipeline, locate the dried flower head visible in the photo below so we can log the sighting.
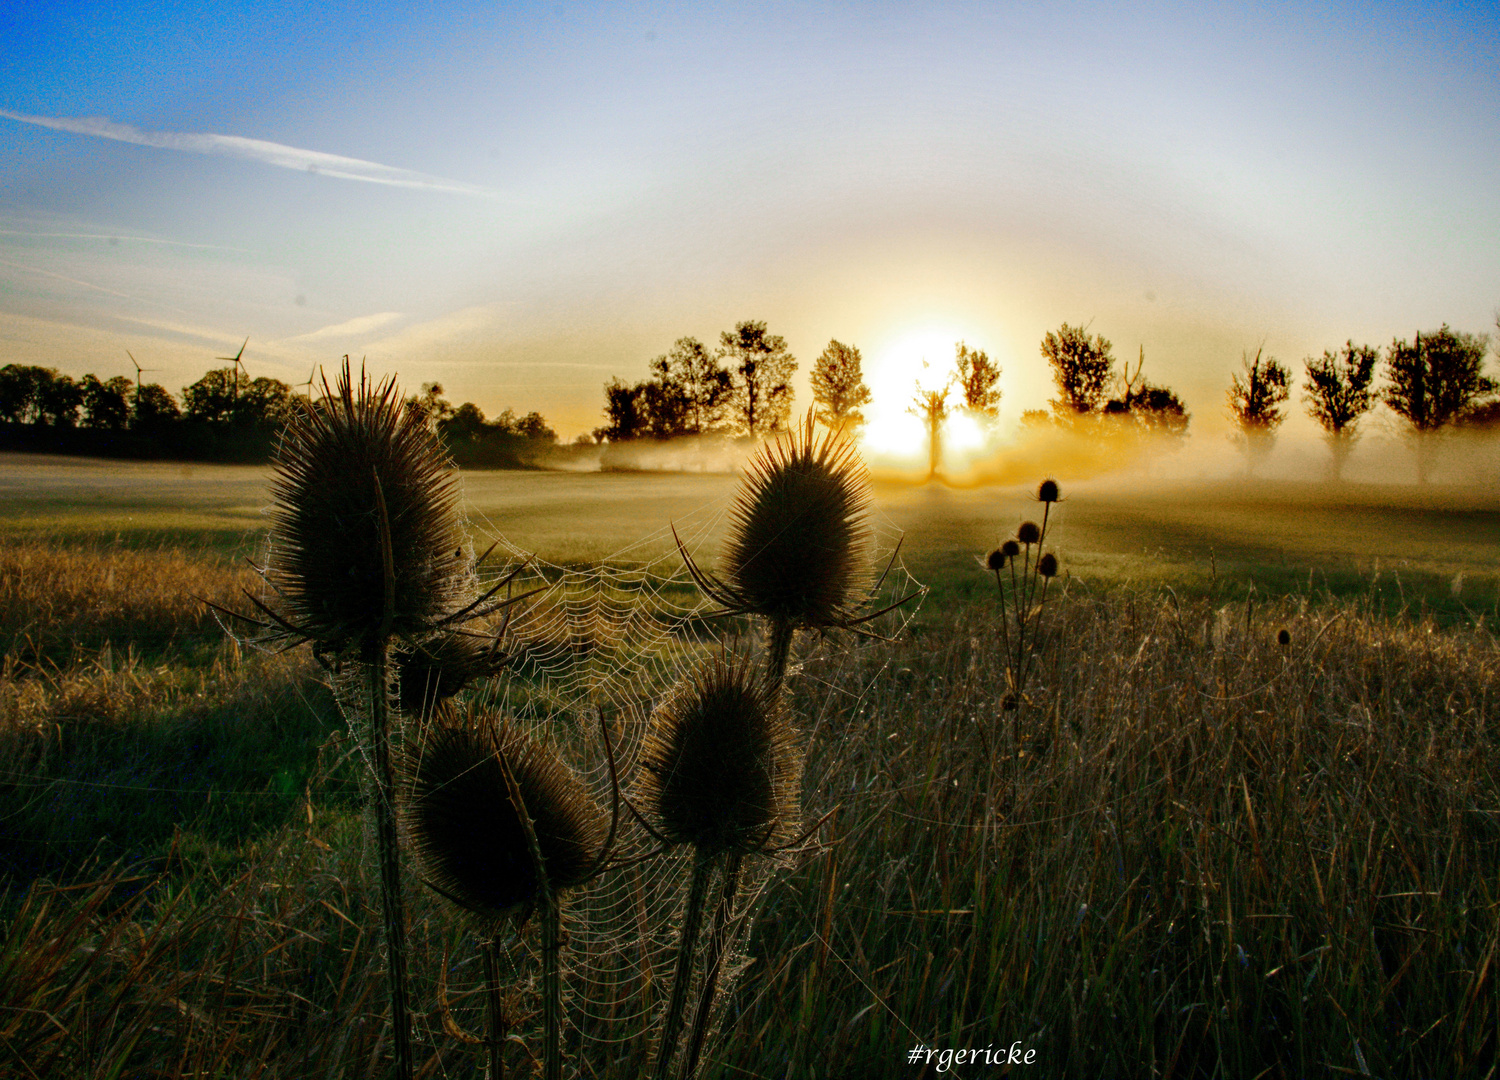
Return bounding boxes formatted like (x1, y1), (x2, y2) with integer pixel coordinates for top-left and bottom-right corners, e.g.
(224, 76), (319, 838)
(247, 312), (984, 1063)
(394, 631), (509, 720)
(1037, 552), (1059, 579)
(260, 360), (469, 652)
(1016, 521), (1042, 545)
(1000, 539), (1022, 559)
(681, 413), (872, 631)
(639, 652), (801, 856)
(404, 718), (603, 931)
(985, 548), (1007, 571)
(1036, 478), (1061, 503)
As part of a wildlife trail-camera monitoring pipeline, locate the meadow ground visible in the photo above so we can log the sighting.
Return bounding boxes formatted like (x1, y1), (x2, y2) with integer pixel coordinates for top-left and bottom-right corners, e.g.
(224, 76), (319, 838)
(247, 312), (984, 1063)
(0, 453), (1497, 1078)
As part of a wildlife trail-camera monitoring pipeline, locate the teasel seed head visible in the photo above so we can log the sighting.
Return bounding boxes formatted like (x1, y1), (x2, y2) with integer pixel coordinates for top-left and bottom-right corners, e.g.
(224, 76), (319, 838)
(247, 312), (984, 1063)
(1037, 552), (1059, 579)
(1016, 521), (1042, 545)
(639, 652), (801, 857)
(985, 548), (1007, 571)
(686, 413), (872, 631)
(394, 631), (510, 721)
(404, 717), (604, 932)
(262, 359), (469, 653)
(1036, 478), (1061, 503)
(1000, 539), (1022, 560)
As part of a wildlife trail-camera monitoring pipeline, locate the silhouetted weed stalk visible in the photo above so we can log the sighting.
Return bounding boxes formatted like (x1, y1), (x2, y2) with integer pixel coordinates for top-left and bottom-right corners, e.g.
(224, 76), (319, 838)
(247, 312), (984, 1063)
(985, 479), (1064, 748)
(213, 360), (529, 1080)
(660, 413), (914, 1078)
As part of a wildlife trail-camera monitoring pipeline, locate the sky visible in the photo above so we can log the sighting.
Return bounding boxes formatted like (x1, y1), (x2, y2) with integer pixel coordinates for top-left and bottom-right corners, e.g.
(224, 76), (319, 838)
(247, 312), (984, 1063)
(2, 0), (1497, 447)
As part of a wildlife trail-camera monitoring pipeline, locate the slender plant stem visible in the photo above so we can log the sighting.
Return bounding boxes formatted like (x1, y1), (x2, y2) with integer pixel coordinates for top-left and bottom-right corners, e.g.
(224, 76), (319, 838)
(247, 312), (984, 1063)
(681, 852), (744, 1080)
(484, 938), (505, 1080)
(992, 567), (1012, 675)
(542, 899), (562, 1080)
(653, 850), (714, 1080)
(367, 470), (413, 1080)
(1007, 553), (1023, 691)
(367, 637), (413, 1080)
(766, 618), (795, 690)
(496, 752), (560, 1080)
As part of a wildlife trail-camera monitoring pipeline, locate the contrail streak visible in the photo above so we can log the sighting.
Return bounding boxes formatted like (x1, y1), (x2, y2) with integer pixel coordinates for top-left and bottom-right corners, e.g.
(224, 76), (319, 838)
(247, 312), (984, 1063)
(0, 108), (500, 197)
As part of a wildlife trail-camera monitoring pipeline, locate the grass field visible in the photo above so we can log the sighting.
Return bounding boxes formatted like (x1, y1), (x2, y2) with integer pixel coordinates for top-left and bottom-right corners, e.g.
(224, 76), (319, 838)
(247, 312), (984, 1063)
(1, 452), (1497, 1078)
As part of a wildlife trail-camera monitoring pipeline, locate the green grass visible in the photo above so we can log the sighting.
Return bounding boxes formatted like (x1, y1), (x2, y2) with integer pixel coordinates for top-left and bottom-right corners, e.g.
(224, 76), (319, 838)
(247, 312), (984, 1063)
(0, 454), (1497, 1077)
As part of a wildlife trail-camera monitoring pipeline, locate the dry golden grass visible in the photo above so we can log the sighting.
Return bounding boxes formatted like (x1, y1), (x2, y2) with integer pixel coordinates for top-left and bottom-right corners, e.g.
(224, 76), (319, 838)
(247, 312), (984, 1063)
(0, 539), (254, 672)
(1, 537), (1497, 1078)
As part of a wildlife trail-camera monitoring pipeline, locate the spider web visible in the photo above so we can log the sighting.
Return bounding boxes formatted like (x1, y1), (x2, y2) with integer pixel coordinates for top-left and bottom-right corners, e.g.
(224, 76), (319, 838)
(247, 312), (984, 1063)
(411, 477), (926, 1076)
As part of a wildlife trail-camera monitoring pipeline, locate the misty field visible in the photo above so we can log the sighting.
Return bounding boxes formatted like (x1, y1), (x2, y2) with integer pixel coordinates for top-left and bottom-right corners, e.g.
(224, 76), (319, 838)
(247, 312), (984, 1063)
(2, 452), (1498, 1078)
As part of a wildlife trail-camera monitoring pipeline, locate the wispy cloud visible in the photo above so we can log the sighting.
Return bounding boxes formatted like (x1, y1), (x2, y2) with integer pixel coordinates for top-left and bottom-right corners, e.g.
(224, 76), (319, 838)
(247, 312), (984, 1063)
(289, 312), (406, 342)
(0, 109), (499, 197)
(0, 228), (248, 251)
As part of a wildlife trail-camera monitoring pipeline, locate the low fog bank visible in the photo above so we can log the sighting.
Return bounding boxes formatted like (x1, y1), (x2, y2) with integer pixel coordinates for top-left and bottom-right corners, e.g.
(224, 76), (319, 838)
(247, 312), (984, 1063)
(520, 424), (1500, 502)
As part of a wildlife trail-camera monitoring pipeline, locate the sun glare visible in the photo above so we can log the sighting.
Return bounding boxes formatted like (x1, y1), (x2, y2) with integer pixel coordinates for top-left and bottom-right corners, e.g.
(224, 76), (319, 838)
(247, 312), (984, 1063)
(857, 326), (972, 466)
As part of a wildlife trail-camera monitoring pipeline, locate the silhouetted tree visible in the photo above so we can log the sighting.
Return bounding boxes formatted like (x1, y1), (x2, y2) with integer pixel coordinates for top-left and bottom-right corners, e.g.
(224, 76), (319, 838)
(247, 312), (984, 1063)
(240, 377), (295, 427)
(660, 337), (730, 434)
(597, 378), (648, 442)
(1103, 349), (1189, 438)
(1041, 323), (1113, 418)
(80, 374), (134, 430)
(640, 357), (692, 439)
(404, 382), (455, 428)
(1302, 341), (1379, 481)
(810, 339), (873, 431)
(1383, 326), (1496, 482)
(1226, 349), (1291, 474)
(909, 376), (952, 482)
(133, 383), (181, 428)
(0, 365), (49, 424)
(719, 320), (796, 437)
(953, 342), (1001, 420)
(512, 411), (556, 442)
(182, 367), (249, 424)
(442, 402), (489, 444)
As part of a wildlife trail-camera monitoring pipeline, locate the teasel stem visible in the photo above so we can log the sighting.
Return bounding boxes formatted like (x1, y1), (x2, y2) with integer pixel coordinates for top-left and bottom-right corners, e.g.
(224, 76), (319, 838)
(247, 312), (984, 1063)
(992, 565), (1013, 673)
(483, 938), (506, 1080)
(368, 473), (413, 1080)
(1007, 551), (1024, 690)
(494, 749), (561, 1080)
(766, 618), (795, 690)
(542, 897), (562, 1080)
(1016, 571), (1054, 719)
(681, 851), (744, 1080)
(652, 849), (714, 1080)
(1025, 501), (1052, 620)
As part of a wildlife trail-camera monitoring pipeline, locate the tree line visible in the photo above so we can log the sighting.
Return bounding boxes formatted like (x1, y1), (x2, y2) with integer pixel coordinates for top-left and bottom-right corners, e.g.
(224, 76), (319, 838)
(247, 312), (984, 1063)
(604, 315), (1498, 484)
(0, 352), (557, 466)
(1222, 322), (1498, 481)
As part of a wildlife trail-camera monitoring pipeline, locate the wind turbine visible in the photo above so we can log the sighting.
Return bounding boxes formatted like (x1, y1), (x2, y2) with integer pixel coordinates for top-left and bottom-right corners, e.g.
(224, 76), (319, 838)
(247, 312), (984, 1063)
(297, 364), (318, 400)
(216, 338), (249, 404)
(126, 351), (158, 397)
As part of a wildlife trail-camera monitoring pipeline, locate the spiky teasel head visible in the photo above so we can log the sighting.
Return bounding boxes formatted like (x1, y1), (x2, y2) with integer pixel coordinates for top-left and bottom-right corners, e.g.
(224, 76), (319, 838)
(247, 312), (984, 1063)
(1000, 539), (1021, 560)
(1037, 553), (1059, 579)
(260, 359), (470, 654)
(1016, 521), (1042, 546)
(394, 631), (510, 722)
(683, 412), (872, 632)
(639, 652), (801, 857)
(1036, 478), (1062, 503)
(985, 548), (1007, 571)
(404, 717), (604, 933)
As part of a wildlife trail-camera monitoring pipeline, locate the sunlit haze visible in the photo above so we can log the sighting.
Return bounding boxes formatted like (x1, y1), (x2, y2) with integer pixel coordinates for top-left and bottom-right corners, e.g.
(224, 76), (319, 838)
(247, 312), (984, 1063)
(3, 1), (1497, 455)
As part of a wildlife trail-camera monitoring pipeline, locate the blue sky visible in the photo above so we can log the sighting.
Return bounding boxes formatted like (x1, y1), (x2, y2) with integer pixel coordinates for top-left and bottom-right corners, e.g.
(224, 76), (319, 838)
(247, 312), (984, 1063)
(2, 0), (1497, 441)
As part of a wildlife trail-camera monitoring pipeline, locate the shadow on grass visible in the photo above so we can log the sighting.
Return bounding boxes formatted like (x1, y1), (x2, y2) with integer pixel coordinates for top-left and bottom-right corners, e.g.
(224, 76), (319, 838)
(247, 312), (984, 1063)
(0, 663), (354, 891)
